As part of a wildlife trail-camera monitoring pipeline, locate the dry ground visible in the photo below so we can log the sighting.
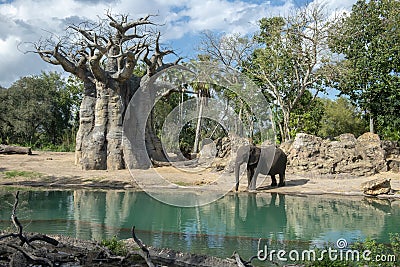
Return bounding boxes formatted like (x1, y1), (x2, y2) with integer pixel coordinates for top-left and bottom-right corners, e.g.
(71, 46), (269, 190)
(0, 151), (399, 199)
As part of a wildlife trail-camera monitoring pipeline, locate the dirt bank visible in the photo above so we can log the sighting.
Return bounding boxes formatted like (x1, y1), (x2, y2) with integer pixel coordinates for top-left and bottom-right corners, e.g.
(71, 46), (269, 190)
(0, 151), (399, 198)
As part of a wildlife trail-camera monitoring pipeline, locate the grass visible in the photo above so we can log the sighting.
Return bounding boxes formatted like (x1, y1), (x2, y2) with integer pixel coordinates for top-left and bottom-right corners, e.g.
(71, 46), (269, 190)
(4, 170), (43, 179)
(100, 236), (128, 256)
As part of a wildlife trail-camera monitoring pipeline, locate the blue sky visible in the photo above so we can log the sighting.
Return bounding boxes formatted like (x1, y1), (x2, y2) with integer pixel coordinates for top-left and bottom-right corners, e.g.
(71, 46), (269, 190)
(0, 0), (357, 87)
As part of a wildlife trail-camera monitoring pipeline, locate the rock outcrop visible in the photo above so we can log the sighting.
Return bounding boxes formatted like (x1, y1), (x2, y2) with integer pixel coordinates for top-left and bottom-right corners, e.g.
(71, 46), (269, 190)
(361, 178), (392, 196)
(198, 139), (217, 166)
(284, 132), (397, 176)
(212, 135), (250, 172)
(213, 132), (399, 176)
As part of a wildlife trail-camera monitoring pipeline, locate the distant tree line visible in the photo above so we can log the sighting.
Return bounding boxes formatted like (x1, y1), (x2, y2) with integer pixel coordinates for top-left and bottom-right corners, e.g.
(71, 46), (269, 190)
(0, 72), (82, 150)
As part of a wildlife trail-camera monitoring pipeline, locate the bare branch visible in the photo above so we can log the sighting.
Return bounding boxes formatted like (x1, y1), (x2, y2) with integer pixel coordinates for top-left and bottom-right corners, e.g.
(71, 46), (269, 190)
(68, 25), (94, 43)
(143, 31), (177, 76)
(198, 31), (256, 69)
(132, 226), (155, 267)
(122, 14), (155, 32)
(89, 52), (106, 81)
(107, 11), (156, 35)
(7, 244), (54, 267)
(29, 11), (178, 88)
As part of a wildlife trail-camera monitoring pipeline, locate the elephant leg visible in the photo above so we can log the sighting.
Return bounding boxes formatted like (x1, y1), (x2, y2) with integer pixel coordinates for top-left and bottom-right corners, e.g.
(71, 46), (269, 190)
(249, 168), (260, 190)
(270, 174), (277, 187)
(278, 172), (285, 187)
(247, 167), (254, 189)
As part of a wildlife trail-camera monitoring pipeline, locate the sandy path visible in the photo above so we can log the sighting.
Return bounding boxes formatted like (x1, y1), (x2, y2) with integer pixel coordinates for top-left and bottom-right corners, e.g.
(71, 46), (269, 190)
(0, 151), (399, 199)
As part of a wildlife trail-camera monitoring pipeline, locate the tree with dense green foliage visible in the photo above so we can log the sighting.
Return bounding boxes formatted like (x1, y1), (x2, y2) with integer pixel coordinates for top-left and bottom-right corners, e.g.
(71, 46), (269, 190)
(244, 3), (334, 142)
(318, 97), (367, 138)
(288, 91), (325, 137)
(329, 0), (400, 140)
(0, 72), (82, 150)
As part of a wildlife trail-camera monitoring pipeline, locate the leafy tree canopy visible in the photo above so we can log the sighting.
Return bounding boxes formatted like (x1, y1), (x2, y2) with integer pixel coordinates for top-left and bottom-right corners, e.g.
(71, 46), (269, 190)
(329, 0), (400, 139)
(0, 72), (82, 150)
(318, 97), (367, 138)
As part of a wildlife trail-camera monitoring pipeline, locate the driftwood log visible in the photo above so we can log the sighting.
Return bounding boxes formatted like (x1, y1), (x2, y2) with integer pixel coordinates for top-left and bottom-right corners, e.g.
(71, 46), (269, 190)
(0, 145), (32, 155)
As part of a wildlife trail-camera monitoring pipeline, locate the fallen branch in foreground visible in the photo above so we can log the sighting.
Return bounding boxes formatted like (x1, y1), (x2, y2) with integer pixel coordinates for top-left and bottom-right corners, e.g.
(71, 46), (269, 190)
(131, 225), (253, 267)
(0, 191), (59, 248)
(0, 191), (60, 266)
(132, 226), (154, 267)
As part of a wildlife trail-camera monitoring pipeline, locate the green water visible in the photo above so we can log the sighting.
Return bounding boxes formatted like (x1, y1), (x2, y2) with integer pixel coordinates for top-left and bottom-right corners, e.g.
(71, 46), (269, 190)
(0, 189), (399, 264)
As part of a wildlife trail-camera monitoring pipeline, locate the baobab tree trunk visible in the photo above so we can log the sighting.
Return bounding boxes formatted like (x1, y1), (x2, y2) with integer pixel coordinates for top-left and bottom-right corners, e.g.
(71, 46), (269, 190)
(75, 81), (125, 170)
(75, 82), (96, 169)
(123, 77), (157, 169)
(75, 76), (168, 170)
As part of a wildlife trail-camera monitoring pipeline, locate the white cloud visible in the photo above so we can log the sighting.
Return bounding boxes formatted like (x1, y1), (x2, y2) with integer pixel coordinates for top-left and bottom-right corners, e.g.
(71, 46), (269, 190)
(322, 0), (355, 13)
(0, 0), (357, 87)
(0, 35), (20, 59)
(0, 35), (57, 86)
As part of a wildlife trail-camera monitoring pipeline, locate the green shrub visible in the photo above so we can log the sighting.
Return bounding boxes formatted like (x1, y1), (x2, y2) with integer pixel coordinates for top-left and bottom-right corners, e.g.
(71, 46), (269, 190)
(100, 236), (128, 256)
(303, 236), (399, 267)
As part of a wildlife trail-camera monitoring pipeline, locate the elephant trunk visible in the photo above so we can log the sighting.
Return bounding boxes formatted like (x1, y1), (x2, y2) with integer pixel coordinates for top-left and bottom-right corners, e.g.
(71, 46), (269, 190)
(234, 162), (241, 191)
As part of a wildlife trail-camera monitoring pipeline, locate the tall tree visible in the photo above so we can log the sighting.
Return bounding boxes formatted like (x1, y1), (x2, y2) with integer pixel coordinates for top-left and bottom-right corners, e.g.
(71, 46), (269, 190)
(328, 0), (400, 139)
(288, 90), (325, 137)
(0, 72), (77, 147)
(245, 3), (334, 142)
(197, 32), (262, 141)
(32, 12), (179, 169)
(198, 31), (255, 70)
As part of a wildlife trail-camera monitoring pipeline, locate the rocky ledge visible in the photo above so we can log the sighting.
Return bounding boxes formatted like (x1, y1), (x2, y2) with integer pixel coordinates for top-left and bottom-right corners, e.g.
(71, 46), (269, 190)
(281, 132), (399, 177)
(211, 132), (399, 178)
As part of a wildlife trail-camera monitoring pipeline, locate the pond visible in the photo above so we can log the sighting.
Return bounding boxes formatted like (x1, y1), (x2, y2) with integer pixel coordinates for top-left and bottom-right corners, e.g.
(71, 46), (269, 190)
(0, 189), (399, 265)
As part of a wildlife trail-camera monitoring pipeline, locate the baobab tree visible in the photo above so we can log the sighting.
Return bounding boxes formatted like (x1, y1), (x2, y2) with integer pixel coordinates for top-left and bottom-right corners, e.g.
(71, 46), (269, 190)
(32, 12), (179, 170)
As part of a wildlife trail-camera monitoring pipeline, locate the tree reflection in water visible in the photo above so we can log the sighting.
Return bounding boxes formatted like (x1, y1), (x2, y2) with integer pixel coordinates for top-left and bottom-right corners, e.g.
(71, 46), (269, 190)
(0, 190), (398, 261)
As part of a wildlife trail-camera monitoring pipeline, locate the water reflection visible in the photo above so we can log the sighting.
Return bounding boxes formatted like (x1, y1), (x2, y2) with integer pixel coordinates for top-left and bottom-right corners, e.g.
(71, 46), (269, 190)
(0, 189), (399, 261)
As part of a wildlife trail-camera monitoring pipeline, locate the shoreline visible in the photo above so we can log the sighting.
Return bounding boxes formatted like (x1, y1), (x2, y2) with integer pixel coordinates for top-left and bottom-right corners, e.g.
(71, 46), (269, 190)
(0, 151), (399, 200)
(1, 179), (400, 203)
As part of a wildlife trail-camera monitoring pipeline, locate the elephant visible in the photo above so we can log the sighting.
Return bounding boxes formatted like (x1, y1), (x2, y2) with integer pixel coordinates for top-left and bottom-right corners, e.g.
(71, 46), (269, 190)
(234, 144), (287, 191)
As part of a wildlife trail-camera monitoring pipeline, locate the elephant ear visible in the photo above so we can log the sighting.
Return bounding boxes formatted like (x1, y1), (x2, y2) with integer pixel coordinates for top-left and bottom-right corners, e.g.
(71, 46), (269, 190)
(248, 145), (260, 165)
